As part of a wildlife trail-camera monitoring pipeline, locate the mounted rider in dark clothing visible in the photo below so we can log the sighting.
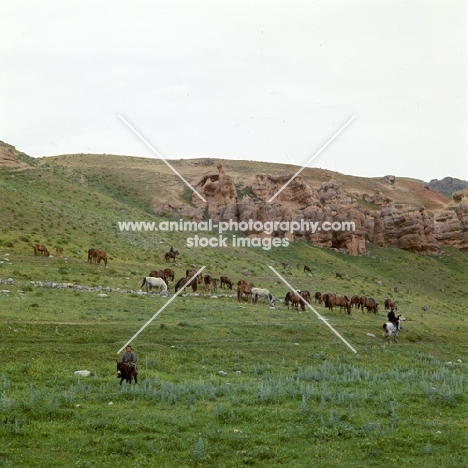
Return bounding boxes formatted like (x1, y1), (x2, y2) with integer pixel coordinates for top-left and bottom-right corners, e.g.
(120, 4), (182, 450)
(121, 346), (138, 374)
(387, 308), (399, 329)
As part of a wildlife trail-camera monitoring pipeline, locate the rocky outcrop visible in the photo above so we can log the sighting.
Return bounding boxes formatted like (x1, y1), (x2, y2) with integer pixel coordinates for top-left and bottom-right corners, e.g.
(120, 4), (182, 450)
(154, 165), (468, 256)
(382, 175), (396, 185)
(0, 141), (36, 168)
(433, 190), (468, 251)
(452, 189), (468, 204)
(362, 191), (393, 207)
(0, 145), (28, 168)
(370, 205), (439, 255)
(191, 164), (238, 221)
(251, 173), (316, 206)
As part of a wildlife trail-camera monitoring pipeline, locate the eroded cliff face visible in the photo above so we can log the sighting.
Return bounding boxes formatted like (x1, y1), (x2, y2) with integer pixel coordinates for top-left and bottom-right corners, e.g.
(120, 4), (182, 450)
(370, 205), (439, 255)
(154, 165), (467, 255)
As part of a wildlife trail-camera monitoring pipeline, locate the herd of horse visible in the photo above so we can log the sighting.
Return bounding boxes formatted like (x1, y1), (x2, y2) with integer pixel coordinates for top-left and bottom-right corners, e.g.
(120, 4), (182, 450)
(31, 243), (405, 344)
(312, 292), (398, 316)
(33, 244), (180, 269)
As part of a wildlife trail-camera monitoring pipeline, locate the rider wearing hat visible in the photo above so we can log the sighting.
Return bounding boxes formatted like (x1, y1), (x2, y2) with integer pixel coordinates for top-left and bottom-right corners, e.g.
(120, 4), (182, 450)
(387, 307), (399, 328)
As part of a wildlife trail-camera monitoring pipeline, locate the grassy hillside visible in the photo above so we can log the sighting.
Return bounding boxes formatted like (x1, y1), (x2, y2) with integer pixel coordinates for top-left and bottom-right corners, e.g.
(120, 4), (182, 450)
(0, 152), (467, 467)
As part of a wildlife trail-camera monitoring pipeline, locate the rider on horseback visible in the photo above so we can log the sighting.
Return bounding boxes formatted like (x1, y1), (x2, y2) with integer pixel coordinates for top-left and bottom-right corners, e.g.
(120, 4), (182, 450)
(121, 346), (138, 375)
(387, 308), (399, 329)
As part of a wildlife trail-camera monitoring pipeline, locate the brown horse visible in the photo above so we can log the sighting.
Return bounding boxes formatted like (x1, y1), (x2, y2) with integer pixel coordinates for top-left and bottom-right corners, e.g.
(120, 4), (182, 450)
(163, 268), (175, 282)
(88, 248), (97, 263)
(237, 283), (252, 303)
(220, 276), (232, 289)
(55, 247), (63, 256)
(149, 270), (167, 285)
(95, 250), (108, 266)
(304, 265), (312, 274)
(285, 291), (304, 311)
(175, 276), (198, 293)
(165, 250), (179, 262)
(117, 362), (138, 385)
(33, 243), (50, 257)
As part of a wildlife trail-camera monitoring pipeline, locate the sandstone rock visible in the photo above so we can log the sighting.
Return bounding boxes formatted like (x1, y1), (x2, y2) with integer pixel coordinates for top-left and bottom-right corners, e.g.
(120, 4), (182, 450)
(369, 205), (439, 255)
(251, 173), (316, 205)
(191, 164), (238, 221)
(433, 204), (468, 252)
(453, 189), (468, 204)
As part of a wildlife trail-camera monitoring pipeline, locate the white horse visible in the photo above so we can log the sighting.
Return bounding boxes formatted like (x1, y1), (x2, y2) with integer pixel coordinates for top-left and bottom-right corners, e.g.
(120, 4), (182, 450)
(251, 287), (274, 306)
(141, 276), (168, 293)
(382, 315), (406, 343)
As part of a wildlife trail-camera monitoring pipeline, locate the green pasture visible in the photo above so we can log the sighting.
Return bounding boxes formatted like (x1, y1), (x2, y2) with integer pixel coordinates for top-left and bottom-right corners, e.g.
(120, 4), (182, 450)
(0, 161), (467, 467)
(1, 244), (467, 467)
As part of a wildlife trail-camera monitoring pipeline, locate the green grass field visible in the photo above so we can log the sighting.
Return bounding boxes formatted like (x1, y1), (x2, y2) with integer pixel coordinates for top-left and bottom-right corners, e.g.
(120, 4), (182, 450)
(1, 157), (467, 467)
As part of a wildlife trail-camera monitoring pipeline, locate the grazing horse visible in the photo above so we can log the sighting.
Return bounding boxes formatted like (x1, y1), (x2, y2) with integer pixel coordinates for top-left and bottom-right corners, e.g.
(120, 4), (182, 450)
(55, 247), (63, 256)
(141, 277), (168, 293)
(382, 315), (406, 343)
(304, 265), (312, 274)
(117, 361), (138, 385)
(186, 269), (203, 282)
(364, 297), (378, 314)
(322, 293), (337, 311)
(33, 243), (50, 257)
(335, 295), (351, 314)
(149, 270), (168, 285)
(94, 249), (108, 266)
(163, 268), (175, 282)
(175, 276), (198, 293)
(281, 262), (290, 269)
(285, 291), (304, 311)
(350, 294), (361, 309)
(220, 276), (232, 289)
(384, 298), (398, 312)
(165, 249), (179, 262)
(237, 283), (252, 303)
(314, 291), (322, 304)
(299, 290), (311, 305)
(251, 287), (274, 306)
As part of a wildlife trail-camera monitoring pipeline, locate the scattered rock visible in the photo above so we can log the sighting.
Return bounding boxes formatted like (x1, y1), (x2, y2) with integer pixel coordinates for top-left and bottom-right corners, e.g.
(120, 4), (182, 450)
(74, 370), (92, 377)
(218, 371), (227, 377)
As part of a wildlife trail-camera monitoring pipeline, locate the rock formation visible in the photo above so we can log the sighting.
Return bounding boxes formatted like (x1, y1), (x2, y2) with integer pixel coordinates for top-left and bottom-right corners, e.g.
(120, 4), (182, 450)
(154, 165), (468, 256)
(370, 205), (439, 255)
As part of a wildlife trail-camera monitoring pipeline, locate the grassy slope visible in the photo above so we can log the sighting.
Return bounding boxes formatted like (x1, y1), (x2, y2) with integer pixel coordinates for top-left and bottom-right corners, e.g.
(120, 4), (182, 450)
(0, 156), (467, 467)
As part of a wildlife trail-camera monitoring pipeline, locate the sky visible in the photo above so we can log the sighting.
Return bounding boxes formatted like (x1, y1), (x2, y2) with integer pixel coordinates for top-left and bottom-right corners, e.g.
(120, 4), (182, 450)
(1, 0), (467, 182)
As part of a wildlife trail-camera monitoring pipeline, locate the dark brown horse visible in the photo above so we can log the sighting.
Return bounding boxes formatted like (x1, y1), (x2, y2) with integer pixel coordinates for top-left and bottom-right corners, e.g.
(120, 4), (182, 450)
(285, 291), (304, 311)
(175, 276), (198, 293)
(117, 361), (138, 385)
(165, 250), (179, 262)
(163, 268), (175, 282)
(220, 276), (232, 289)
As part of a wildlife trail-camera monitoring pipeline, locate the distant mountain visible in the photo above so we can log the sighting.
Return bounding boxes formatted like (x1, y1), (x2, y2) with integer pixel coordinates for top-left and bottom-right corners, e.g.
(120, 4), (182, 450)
(426, 177), (468, 197)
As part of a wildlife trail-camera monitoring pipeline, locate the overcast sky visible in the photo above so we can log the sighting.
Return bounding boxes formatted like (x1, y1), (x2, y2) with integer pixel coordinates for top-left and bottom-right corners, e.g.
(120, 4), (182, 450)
(1, 0), (467, 182)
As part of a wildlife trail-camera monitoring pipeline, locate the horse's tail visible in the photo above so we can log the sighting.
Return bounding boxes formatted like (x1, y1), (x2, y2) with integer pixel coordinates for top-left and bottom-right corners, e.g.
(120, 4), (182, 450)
(382, 323), (388, 335)
(141, 277), (146, 289)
